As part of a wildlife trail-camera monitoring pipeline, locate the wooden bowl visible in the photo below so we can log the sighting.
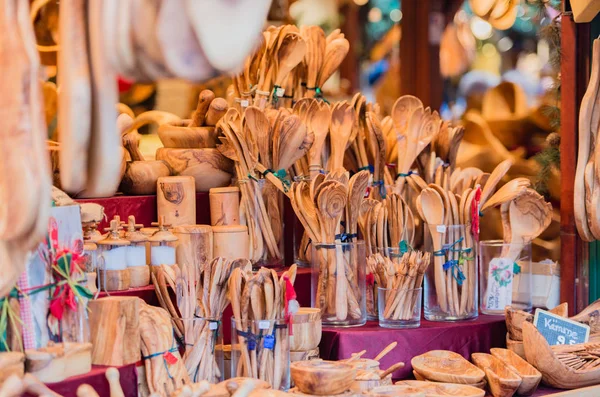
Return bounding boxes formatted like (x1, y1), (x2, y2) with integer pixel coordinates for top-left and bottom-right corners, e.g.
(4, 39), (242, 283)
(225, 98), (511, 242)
(291, 360), (356, 396)
(412, 370), (487, 389)
(290, 308), (322, 351)
(491, 348), (542, 396)
(155, 148), (233, 192)
(506, 334), (526, 359)
(290, 347), (320, 363)
(365, 385), (425, 396)
(158, 119), (219, 148)
(396, 380), (485, 397)
(471, 353), (522, 397)
(120, 160), (171, 195)
(341, 358), (380, 371)
(411, 350), (485, 385)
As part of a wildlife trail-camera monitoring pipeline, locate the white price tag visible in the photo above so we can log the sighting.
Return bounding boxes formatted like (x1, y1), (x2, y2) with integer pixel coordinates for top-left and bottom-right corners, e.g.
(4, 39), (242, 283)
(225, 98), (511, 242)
(209, 322), (218, 330)
(436, 225), (446, 233)
(259, 320), (270, 330)
(240, 99), (249, 108)
(276, 87), (285, 97)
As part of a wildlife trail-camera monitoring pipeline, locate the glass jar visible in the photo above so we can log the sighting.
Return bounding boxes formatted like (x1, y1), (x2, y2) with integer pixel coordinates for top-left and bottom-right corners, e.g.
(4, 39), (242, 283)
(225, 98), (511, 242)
(479, 240), (533, 314)
(253, 178), (285, 270)
(231, 318), (290, 390)
(311, 241), (366, 327)
(423, 224), (477, 321)
(176, 317), (224, 383)
(97, 219), (131, 292)
(378, 287), (422, 328)
(125, 216), (150, 288)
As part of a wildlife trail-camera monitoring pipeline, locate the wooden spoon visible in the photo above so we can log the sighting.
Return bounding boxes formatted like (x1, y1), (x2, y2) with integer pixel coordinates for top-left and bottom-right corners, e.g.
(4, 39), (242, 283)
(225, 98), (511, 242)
(317, 37), (349, 87)
(479, 159), (513, 209)
(418, 188), (447, 313)
(273, 33), (306, 89)
(329, 102), (355, 170)
(308, 103), (331, 175)
(481, 177), (531, 213)
(244, 106), (272, 168)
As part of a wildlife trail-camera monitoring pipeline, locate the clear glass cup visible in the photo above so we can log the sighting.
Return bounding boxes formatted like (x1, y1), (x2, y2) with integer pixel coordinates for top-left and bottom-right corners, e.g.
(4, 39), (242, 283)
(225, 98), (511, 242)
(249, 178), (285, 270)
(479, 240), (533, 314)
(366, 247), (407, 321)
(423, 224), (478, 321)
(378, 287), (422, 328)
(292, 176), (312, 268)
(175, 317), (224, 383)
(230, 318), (290, 390)
(311, 241), (367, 327)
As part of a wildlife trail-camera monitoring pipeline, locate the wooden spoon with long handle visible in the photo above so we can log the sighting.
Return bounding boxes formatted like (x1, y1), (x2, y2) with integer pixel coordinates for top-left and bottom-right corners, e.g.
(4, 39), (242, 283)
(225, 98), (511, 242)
(329, 102), (355, 171)
(479, 158), (513, 209)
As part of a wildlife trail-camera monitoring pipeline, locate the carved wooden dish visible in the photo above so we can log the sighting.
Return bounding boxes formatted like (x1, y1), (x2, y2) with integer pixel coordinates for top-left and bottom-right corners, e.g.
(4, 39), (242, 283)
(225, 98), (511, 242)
(158, 120), (219, 148)
(412, 370), (486, 389)
(365, 385), (425, 396)
(506, 334), (526, 359)
(411, 351), (485, 385)
(490, 348), (541, 396)
(471, 353), (522, 397)
(396, 380), (485, 397)
(505, 304), (568, 342)
(341, 358), (380, 371)
(155, 148), (233, 192)
(291, 360), (356, 396)
(289, 388), (361, 397)
(25, 342), (92, 383)
(522, 321), (600, 389)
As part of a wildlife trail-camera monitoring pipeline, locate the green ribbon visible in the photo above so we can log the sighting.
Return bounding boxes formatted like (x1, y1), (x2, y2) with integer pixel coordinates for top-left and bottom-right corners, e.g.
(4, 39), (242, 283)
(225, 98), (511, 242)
(0, 288), (22, 352)
(263, 169), (291, 192)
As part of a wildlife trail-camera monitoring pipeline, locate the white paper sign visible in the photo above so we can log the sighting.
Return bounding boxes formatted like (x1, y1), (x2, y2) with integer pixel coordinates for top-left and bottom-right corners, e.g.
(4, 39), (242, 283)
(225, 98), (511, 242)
(259, 320), (270, 330)
(485, 257), (514, 311)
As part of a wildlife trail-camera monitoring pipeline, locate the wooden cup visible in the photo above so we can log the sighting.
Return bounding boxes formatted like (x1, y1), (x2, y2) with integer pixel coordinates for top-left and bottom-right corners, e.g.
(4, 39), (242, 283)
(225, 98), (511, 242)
(290, 308), (322, 352)
(157, 176), (196, 227)
(212, 225), (249, 260)
(209, 187), (240, 226)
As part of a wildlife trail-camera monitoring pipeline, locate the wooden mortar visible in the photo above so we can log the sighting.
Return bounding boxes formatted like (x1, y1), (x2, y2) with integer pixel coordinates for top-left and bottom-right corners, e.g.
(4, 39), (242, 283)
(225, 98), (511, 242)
(120, 160), (171, 195)
(290, 308), (322, 352)
(157, 120), (219, 148)
(155, 148), (233, 192)
(209, 186), (240, 226)
(212, 225), (249, 260)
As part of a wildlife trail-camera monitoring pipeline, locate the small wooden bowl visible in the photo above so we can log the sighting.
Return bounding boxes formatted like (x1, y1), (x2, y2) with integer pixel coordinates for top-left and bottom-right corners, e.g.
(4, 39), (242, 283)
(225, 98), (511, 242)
(506, 334), (526, 359)
(291, 347), (320, 363)
(158, 119), (219, 148)
(471, 353), (522, 397)
(155, 148), (233, 192)
(491, 348), (541, 396)
(291, 360), (356, 396)
(411, 350), (485, 385)
(290, 308), (322, 351)
(413, 370), (487, 390)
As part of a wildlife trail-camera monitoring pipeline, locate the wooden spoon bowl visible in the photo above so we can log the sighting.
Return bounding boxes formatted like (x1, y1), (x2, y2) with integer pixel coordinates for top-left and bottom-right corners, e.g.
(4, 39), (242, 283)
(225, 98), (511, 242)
(158, 120), (219, 148)
(291, 360), (356, 395)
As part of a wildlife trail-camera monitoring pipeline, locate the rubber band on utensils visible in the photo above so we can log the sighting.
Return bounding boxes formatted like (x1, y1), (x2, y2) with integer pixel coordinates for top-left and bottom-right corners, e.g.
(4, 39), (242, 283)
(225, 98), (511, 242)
(397, 170), (417, 178)
(261, 168), (290, 192)
(236, 328), (257, 351)
(271, 85), (285, 105)
(433, 236), (470, 257)
(335, 232), (357, 242)
(304, 85), (329, 104)
(442, 259), (466, 286)
(359, 165), (374, 172)
(142, 335), (179, 379)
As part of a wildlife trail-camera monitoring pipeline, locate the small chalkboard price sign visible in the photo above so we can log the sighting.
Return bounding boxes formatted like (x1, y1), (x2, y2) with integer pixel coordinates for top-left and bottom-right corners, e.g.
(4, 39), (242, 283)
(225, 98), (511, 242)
(533, 309), (591, 346)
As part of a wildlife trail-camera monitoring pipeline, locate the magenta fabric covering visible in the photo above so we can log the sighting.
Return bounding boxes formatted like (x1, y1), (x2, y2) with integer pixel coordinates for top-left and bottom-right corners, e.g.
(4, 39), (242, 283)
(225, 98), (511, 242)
(320, 315), (508, 379)
(24, 364), (138, 397)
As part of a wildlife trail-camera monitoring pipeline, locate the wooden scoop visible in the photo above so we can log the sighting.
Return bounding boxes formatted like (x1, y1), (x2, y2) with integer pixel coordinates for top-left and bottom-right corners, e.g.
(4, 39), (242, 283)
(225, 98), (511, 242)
(189, 90), (215, 127)
(481, 177), (530, 212)
(374, 342), (398, 362)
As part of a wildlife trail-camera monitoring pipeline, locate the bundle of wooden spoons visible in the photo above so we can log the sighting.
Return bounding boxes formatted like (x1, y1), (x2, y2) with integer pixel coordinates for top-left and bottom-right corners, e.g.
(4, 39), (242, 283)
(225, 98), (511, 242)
(366, 251), (430, 322)
(228, 264), (298, 390)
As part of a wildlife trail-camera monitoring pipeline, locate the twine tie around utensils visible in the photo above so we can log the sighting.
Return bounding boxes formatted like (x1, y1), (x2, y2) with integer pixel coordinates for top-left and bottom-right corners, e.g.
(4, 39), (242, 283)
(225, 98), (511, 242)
(261, 168), (291, 192)
(359, 164), (374, 172)
(335, 232), (358, 243)
(371, 179), (386, 199)
(302, 82), (330, 103)
(434, 237), (472, 286)
(397, 170), (417, 178)
(142, 334), (180, 379)
(271, 85), (285, 104)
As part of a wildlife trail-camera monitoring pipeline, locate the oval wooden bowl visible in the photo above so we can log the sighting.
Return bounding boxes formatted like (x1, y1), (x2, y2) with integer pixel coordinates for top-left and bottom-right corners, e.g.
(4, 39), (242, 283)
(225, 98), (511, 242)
(365, 385), (425, 396)
(155, 148), (233, 192)
(472, 353), (522, 397)
(506, 334), (526, 359)
(290, 308), (322, 351)
(491, 348), (542, 396)
(505, 306), (532, 341)
(396, 380), (485, 397)
(412, 370), (487, 389)
(158, 119), (219, 148)
(120, 160), (171, 195)
(291, 360), (356, 396)
(411, 350), (485, 385)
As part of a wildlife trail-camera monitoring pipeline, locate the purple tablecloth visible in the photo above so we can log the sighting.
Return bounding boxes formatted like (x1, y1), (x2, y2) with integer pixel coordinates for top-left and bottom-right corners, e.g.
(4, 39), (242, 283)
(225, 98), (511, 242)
(320, 315), (508, 379)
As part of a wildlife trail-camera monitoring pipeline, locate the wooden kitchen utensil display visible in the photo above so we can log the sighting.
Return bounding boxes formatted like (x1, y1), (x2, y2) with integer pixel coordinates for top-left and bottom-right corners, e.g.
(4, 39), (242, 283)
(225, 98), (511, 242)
(157, 176), (197, 227)
(229, 265), (298, 390)
(209, 187), (241, 226)
(88, 297), (141, 366)
(96, 219), (131, 292)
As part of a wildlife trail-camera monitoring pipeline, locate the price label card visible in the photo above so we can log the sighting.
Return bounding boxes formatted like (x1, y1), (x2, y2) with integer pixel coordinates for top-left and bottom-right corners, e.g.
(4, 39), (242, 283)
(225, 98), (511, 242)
(259, 320), (270, 330)
(209, 322), (218, 330)
(436, 225), (446, 233)
(275, 87), (285, 97)
(534, 309), (590, 346)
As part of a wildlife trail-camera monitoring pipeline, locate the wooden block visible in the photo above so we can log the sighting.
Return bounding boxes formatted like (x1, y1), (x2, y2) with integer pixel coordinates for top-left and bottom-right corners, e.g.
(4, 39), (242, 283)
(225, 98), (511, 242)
(88, 297), (141, 366)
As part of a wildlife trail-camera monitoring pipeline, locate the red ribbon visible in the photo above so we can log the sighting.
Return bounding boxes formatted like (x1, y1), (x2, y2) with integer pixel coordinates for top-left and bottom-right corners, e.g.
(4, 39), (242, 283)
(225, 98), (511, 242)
(366, 273), (375, 286)
(284, 276), (296, 336)
(471, 187), (482, 241)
